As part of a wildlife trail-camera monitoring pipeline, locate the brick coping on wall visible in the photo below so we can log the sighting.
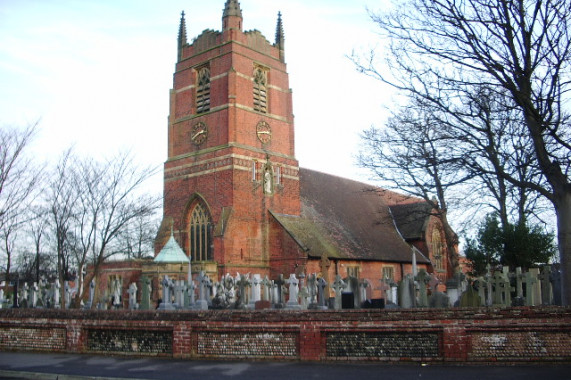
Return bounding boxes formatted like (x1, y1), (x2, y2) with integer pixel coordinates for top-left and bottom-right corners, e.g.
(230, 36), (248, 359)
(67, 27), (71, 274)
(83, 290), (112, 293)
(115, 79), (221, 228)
(1, 307), (570, 363)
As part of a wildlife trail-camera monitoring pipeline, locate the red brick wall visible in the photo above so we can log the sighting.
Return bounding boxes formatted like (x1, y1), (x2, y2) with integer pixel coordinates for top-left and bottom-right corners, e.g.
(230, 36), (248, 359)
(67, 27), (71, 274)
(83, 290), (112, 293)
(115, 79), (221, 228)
(1, 307), (569, 363)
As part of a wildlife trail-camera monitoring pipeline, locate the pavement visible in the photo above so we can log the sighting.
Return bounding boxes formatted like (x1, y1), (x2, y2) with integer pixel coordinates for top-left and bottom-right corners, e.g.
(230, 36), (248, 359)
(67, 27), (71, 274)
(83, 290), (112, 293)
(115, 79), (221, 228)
(0, 352), (570, 380)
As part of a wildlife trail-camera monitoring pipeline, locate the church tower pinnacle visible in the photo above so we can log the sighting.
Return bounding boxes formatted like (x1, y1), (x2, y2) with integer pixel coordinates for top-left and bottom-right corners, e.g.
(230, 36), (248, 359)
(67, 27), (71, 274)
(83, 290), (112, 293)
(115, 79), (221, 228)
(177, 11), (187, 62)
(222, 0), (242, 32)
(275, 12), (285, 62)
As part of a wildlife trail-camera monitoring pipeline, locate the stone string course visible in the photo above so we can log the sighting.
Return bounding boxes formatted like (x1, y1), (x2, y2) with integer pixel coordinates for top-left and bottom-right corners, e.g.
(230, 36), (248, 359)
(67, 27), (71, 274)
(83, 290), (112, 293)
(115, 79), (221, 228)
(0, 307), (569, 363)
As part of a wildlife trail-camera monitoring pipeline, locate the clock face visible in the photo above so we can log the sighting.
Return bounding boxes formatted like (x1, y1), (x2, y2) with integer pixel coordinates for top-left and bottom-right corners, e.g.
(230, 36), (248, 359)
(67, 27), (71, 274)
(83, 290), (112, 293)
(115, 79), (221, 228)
(191, 122), (208, 145)
(256, 121), (271, 144)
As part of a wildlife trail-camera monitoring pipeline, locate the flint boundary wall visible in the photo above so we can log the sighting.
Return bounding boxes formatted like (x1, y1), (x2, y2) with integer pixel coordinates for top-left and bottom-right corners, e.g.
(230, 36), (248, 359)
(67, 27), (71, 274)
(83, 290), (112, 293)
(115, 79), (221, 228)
(0, 307), (570, 363)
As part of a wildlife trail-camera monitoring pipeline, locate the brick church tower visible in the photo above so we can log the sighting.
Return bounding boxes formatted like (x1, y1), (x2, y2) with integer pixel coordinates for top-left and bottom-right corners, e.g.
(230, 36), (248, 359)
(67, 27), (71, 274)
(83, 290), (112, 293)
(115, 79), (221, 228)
(156, 0), (300, 280)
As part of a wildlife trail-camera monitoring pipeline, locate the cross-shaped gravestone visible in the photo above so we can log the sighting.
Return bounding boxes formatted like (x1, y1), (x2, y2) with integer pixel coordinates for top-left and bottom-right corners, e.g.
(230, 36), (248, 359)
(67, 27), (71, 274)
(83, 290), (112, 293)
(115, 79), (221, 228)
(235, 273), (250, 308)
(246, 274), (261, 309)
(274, 274), (286, 306)
(539, 265), (553, 305)
(378, 278), (390, 302)
(174, 280), (185, 309)
(491, 268), (511, 306)
(332, 275), (346, 310)
(550, 269), (562, 305)
(523, 269), (538, 306)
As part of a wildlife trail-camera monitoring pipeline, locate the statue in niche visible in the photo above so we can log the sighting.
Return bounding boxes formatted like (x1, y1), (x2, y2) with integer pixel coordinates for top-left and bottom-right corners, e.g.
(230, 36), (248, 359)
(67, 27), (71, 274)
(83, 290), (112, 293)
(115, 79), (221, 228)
(263, 167), (273, 194)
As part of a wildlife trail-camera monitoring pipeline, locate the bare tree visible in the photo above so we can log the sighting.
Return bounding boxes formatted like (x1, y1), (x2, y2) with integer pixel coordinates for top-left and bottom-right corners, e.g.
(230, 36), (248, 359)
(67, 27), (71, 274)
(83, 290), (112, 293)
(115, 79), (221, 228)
(0, 123), (41, 283)
(118, 212), (160, 260)
(72, 152), (160, 308)
(353, 0), (571, 303)
(47, 149), (80, 308)
(359, 103), (469, 275)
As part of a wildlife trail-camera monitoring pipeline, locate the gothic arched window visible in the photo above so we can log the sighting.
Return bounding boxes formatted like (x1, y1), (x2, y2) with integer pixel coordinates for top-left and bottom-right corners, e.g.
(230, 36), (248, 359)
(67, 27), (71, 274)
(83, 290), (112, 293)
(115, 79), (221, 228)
(431, 229), (444, 271)
(253, 67), (267, 113)
(196, 67), (210, 114)
(189, 203), (213, 261)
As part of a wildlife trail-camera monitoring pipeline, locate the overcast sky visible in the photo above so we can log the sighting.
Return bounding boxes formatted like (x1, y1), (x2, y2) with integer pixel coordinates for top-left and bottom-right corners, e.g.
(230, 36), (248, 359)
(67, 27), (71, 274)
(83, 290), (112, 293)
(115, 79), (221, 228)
(0, 0), (394, 193)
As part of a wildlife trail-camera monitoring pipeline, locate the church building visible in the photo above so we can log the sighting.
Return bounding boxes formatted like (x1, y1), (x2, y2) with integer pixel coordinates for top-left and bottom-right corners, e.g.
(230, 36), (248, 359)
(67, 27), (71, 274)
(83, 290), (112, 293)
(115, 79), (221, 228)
(151, 0), (453, 298)
(93, 0), (454, 306)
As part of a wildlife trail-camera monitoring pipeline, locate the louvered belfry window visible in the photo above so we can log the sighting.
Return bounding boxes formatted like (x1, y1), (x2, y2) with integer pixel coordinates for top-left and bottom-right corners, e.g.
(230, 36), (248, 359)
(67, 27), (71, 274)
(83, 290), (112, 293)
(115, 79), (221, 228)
(190, 203), (212, 261)
(253, 67), (267, 113)
(196, 67), (210, 114)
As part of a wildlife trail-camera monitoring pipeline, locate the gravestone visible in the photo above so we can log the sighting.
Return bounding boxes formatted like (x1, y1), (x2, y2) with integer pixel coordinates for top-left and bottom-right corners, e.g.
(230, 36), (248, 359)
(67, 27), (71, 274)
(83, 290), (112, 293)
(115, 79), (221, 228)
(307, 274), (317, 308)
(29, 282), (38, 308)
(186, 279), (197, 309)
(398, 275), (414, 309)
(539, 266), (553, 305)
(195, 271), (210, 310)
(158, 275), (175, 310)
(140, 277), (151, 310)
(128, 282), (138, 310)
(415, 270), (430, 308)
(285, 273), (301, 309)
(298, 276), (310, 310)
(174, 280), (185, 309)
(332, 275), (346, 310)
(528, 268), (542, 305)
(429, 290), (450, 308)
(551, 268), (562, 306)
(459, 285), (481, 307)
(274, 274), (286, 308)
(261, 275), (271, 302)
(248, 274), (262, 309)
(491, 267), (511, 306)
(316, 277), (328, 309)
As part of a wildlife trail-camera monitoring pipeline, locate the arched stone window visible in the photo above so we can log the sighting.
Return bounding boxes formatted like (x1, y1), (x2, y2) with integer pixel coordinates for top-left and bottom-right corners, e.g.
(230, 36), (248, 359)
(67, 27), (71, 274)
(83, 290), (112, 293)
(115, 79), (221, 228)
(196, 67), (210, 114)
(189, 202), (213, 261)
(253, 67), (268, 113)
(431, 229), (444, 271)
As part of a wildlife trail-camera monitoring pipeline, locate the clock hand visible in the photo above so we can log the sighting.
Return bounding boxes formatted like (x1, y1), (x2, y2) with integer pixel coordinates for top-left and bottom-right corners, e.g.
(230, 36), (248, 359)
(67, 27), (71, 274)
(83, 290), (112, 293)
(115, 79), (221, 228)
(192, 130), (205, 140)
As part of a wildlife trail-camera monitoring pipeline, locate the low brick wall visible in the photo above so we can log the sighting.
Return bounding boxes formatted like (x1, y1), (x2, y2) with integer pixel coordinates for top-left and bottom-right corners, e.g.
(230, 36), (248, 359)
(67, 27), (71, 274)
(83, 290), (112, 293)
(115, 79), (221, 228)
(0, 307), (570, 363)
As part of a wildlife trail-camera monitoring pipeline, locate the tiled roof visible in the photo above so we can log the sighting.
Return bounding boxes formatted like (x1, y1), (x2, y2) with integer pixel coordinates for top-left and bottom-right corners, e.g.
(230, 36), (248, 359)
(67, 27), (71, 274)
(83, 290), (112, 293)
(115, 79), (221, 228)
(389, 202), (433, 241)
(272, 168), (430, 264)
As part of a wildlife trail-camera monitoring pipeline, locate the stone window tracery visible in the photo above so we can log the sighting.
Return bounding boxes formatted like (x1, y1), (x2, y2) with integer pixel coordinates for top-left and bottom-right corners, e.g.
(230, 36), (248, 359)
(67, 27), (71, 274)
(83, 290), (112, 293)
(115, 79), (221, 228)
(196, 67), (210, 114)
(432, 229), (444, 271)
(190, 202), (213, 261)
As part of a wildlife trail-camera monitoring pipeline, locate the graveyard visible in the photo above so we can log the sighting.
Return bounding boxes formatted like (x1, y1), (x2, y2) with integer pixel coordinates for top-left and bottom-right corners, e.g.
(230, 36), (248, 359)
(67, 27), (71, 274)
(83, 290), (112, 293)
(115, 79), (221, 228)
(1, 265), (570, 363)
